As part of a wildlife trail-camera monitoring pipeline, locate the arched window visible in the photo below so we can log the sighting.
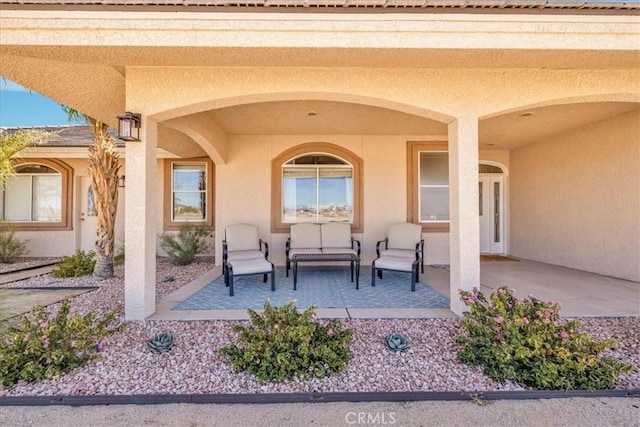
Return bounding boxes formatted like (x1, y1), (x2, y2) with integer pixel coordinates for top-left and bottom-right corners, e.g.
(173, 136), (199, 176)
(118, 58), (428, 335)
(4, 163), (61, 221)
(1, 159), (72, 230)
(283, 154), (353, 223)
(272, 143), (363, 233)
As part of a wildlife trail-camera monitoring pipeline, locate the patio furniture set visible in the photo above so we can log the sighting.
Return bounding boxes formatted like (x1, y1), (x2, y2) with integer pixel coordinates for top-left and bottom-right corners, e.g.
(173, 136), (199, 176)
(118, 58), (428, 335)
(222, 222), (424, 296)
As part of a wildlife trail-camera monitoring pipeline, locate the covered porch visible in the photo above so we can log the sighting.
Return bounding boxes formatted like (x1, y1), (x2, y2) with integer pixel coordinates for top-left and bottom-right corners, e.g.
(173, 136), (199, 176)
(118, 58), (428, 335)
(148, 259), (640, 321)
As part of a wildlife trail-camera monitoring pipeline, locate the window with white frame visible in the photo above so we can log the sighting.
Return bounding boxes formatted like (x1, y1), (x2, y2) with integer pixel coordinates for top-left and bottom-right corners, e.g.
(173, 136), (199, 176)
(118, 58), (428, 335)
(282, 154), (353, 223)
(419, 152), (449, 223)
(2, 164), (62, 222)
(171, 162), (207, 222)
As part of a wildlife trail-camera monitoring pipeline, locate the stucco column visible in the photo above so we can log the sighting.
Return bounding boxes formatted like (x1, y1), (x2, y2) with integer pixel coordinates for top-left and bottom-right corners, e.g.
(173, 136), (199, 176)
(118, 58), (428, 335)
(124, 116), (158, 320)
(448, 115), (480, 315)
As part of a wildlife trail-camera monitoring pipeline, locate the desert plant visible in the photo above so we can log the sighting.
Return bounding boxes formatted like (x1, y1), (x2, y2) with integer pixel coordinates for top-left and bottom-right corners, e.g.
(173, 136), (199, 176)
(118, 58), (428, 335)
(457, 286), (633, 390)
(219, 300), (353, 382)
(148, 332), (174, 353)
(0, 221), (29, 263)
(0, 298), (124, 386)
(385, 333), (410, 353)
(51, 250), (96, 278)
(159, 223), (210, 266)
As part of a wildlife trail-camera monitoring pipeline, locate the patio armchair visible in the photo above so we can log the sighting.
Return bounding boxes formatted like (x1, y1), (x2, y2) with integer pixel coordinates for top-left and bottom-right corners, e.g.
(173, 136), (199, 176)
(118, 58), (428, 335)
(372, 222), (424, 291)
(222, 223), (274, 295)
(375, 222), (424, 273)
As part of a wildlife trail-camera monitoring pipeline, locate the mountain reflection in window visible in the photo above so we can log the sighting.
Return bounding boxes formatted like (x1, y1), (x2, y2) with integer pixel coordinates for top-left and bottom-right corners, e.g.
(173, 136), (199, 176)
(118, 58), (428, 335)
(282, 154), (353, 223)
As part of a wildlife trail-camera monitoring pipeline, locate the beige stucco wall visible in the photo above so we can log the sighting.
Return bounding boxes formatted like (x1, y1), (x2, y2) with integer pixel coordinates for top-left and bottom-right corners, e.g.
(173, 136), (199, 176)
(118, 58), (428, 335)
(510, 109), (640, 282)
(216, 135), (510, 266)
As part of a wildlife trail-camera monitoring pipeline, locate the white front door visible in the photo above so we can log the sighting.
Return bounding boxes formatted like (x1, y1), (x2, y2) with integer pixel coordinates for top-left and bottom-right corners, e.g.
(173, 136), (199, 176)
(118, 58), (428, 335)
(479, 175), (504, 254)
(79, 176), (98, 252)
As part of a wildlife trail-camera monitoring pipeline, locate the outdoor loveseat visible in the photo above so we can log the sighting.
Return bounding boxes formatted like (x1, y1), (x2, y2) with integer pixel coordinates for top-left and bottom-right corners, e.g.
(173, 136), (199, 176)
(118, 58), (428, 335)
(285, 222), (361, 289)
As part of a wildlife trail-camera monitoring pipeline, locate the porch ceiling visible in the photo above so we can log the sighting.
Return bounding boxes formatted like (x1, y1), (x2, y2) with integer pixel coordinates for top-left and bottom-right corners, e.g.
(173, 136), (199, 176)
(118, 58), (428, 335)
(201, 100), (640, 150)
(479, 101), (640, 150)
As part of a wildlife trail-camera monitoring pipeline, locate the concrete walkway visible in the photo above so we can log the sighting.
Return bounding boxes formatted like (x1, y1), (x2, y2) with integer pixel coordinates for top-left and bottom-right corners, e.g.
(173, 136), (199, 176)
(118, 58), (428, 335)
(0, 263), (95, 323)
(480, 260), (639, 317)
(423, 259), (640, 318)
(0, 265), (55, 285)
(0, 288), (96, 321)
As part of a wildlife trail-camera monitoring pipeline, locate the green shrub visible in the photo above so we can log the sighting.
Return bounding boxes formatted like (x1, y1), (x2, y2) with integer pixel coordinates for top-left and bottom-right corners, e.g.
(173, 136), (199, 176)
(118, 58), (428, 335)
(456, 286), (633, 390)
(51, 250), (96, 278)
(0, 298), (124, 386)
(0, 221), (29, 263)
(159, 223), (210, 266)
(219, 301), (353, 382)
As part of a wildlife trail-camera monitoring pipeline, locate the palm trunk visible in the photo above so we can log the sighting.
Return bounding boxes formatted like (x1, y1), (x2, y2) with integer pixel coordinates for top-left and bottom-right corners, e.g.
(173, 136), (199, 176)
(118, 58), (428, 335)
(88, 121), (121, 280)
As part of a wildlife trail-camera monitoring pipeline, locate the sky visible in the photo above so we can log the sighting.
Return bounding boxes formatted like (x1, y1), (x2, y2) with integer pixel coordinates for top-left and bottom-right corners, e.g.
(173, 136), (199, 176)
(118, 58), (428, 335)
(0, 79), (72, 127)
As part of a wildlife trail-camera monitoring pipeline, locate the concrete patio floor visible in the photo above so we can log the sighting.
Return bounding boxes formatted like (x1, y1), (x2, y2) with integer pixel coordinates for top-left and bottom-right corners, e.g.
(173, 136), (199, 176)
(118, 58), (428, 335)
(149, 259), (639, 320)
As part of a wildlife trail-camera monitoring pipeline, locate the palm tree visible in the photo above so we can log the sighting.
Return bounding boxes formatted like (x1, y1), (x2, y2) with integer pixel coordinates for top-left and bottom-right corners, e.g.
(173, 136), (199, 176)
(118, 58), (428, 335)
(65, 109), (121, 280)
(0, 129), (53, 187)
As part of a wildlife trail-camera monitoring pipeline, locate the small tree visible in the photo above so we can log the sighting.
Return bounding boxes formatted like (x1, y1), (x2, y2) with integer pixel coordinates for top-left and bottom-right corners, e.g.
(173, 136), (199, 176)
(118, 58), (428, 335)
(0, 129), (52, 187)
(64, 108), (121, 280)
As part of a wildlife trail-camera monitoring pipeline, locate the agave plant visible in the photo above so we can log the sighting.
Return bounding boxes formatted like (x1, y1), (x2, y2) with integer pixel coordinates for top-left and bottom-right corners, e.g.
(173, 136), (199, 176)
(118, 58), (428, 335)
(385, 333), (410, 353)
(148, 332), (174, 353)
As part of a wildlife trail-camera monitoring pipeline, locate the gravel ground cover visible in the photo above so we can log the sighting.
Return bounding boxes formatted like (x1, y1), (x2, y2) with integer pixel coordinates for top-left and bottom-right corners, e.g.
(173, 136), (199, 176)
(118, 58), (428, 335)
(1, 257), (638, 397)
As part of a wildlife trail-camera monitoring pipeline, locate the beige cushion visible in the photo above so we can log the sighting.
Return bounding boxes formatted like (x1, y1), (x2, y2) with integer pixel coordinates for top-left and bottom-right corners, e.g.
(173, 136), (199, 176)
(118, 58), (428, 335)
(321, 222), (352, 249)
(379, 248), (416, 259)
(290, 223), (322, 249)
(374, 256), (414, 272)
(229, 258), (272, 275)
(321, 248), (357, 256)
(387, 223), (422, 250)
(228, 250), (265, 262)
(225, 224), (260, 252)
(289, 248), (323, 257)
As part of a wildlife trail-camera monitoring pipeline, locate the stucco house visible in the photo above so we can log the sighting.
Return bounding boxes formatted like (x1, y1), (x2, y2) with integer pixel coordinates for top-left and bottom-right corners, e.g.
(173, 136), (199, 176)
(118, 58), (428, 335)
(1, 0), (638, 320)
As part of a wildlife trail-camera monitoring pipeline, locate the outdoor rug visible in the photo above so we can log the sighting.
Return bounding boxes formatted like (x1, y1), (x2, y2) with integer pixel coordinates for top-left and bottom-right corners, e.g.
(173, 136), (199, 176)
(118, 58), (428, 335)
(173, 266), (449, 311)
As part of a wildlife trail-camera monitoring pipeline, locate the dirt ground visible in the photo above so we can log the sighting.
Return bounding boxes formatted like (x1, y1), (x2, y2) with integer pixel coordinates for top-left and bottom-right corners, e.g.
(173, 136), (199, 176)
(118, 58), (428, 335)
(1, 397), (639, 427)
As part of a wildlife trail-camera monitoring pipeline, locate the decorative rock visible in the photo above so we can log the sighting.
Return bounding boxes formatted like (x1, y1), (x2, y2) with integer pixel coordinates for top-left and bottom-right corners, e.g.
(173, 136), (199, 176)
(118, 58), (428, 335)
(3, 258), (638, 396)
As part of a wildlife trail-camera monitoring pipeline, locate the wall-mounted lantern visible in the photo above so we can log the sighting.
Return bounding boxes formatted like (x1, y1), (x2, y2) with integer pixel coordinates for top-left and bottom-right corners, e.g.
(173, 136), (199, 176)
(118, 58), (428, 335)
(117, 112), (141, 141)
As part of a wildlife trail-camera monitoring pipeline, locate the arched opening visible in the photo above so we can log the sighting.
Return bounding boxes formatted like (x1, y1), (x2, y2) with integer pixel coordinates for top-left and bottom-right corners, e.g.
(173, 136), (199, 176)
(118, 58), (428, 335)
(272, 143), (363, 233)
